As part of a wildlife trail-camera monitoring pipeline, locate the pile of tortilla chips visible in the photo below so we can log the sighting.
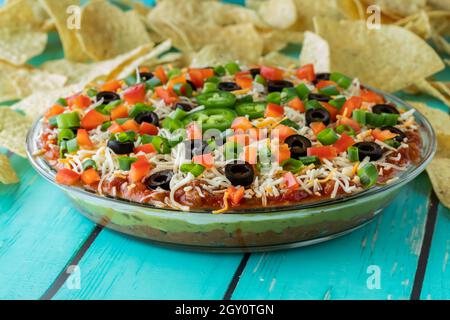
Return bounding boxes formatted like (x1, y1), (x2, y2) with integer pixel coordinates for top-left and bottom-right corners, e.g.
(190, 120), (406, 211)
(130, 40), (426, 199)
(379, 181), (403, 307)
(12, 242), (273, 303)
(0, 0), (448, 208)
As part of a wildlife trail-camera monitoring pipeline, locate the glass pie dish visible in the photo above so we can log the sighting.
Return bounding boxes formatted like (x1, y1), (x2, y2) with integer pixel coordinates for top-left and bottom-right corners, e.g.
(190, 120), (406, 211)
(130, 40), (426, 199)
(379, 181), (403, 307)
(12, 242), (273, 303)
(26, 89), (436, 252)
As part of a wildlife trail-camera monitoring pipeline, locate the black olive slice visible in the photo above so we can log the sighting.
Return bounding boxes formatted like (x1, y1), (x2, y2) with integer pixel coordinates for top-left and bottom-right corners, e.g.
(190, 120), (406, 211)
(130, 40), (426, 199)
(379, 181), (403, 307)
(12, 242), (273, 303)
(305, 108), (331, 126)
(285, 135), (312, 159)
(381, 126), (406, 143)
(218, 82), (241, 92)
(372, 104), (399, 115)
(307, 93), (331, 102)
(139, 72), (154, 82)
(145, 170), (173, 191)
(183, 139), (209, 159)
(249, 68), (261, 78)
(354, 142), (383, 161)
(107, 140), (134, 155)
(186, 80), (197, 91)
(267, 80), (294, 93)
(313, 73), (331, 84)
(134, 111), (159, 125)
(225, 161), (254, 187)
(96, 91), (120, 105)
(175, 102), (195, 112)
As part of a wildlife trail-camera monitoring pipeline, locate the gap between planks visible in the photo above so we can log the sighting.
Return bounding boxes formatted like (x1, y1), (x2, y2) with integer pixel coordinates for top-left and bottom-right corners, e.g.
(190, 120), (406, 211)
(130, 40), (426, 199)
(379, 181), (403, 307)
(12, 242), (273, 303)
(223, 253), (251, 300)
(40, 225), (103, 300)
(410, 190), (439, 300)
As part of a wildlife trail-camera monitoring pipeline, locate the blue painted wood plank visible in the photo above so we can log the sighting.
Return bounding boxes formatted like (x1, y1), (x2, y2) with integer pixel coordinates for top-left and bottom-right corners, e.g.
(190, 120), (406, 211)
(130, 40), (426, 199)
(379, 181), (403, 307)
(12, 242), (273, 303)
(231, 174), (431, 300)
(53, 229), (243, 300)
(0, 155), (96, 299)
(420, 205), (450, 300)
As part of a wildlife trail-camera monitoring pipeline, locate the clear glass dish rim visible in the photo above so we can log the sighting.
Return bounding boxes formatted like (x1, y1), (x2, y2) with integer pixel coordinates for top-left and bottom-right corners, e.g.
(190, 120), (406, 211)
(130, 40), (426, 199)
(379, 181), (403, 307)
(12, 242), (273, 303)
(26, 87), (436, 216)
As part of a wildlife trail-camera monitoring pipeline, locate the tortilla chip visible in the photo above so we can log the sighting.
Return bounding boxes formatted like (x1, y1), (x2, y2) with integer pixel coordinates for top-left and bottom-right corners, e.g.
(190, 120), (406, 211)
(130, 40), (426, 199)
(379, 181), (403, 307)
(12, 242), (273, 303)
(258, 0), (297, 30)
(212, 2), (266, 29)
(38, 0), (90, 62)
(395, 10), (432, 39)
(189, 44), (236, 68)
(0, 63), (67, 102)
(0, 107), (33, 157)
(299, 31), (330, 73)
(11, 85), (82, 122)
(428, 0), (450, 10)
(408, 101), (450, 158)
(217, 23), (263, 64)
(0, 153), (19, 184)
(406, 101), (450, 208)
(259, 52), (298, 68)
(413, 79), (450, 108)
(260, 29), (304, 54)
(293, 0), (357, 31)
(427, 157), (450, 208)
(363, 0), (426, 18)
(431, 32), (450, 55)
(114, 40), (173, 79)
(314, 18), (444, 92)
(41, 44), (156, 85)
(0, 0), (48, 65)
(77, 0), (153, 61)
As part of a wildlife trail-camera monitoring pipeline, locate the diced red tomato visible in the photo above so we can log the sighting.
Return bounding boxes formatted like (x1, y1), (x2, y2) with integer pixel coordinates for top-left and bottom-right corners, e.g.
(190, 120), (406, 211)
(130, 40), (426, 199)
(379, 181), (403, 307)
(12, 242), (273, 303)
(320, 102), (338, 121)
(167, 74), (186, 90)
(81, 110), (110, 130)
(231, 117), (253, 131)
(81, 168), (100, 185)
(186, 122), (202, 140)
(100, 80), (122, 92)
(77, 129), (93, 148)
(340, 96), (362, 117)
(67, 94), (91, 109)
(134, 143), (157, 154)
(284, 172), (299, 190)
(45, 104), (65, 119)
(123, 84), (146, 105)
(271, 124), (296, 142)
(121, 119), (140, 132)
(188, 68), (214, 88)
(154, 66), (168, 84)
(129, 158), (152, 183)
(338, 116), (361, 133)
(108, 121), (124, 133)
(260, 66), (284, 81)
(310, 122), (326, 135)
(265, 103), (284, 118)
(296, 64), (315, 82)
(110, 105), (128, 120)
(56, 168), (80, 186)
(316, 80), (337, 90)
(307, 146), (337, 159)
(227, 186), (245, 206)
(240, 145), (258, 164)
(235, 72), (253, 89)
(372, 128), (398, 142)
(360, 89), (384, 104)
(155, 86), (178, 105)
(139, 122), (158, 135)
(139, 67), (150, 73)
(272, 143), (291, 164)
(287, 97), (305, 112)
(192, 153), (214, 169)
(333, 133), (355, 153)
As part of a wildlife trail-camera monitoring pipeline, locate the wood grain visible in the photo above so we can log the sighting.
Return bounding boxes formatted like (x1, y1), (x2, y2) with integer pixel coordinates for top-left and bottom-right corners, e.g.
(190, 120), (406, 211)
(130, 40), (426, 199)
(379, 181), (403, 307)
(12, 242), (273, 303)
(231, 174), (432, 300)
(0, 155), (96, 299)
(53, 229), (244, 300)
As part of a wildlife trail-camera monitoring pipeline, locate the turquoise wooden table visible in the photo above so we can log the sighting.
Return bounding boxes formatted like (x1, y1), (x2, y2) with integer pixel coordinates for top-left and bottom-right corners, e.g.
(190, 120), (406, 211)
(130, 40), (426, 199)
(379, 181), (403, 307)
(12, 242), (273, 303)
(1, 0), (450, 300)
